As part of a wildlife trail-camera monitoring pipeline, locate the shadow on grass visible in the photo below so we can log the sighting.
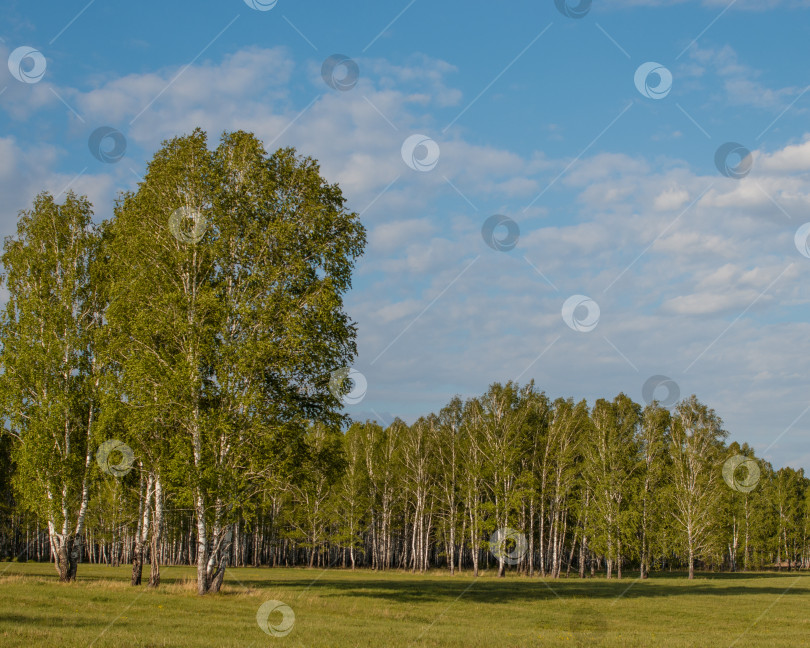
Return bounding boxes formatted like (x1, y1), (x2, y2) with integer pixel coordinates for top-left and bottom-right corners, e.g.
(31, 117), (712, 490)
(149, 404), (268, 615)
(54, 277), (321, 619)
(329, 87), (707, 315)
(221, 570), (810, 604)
(5, 563), (809, 605)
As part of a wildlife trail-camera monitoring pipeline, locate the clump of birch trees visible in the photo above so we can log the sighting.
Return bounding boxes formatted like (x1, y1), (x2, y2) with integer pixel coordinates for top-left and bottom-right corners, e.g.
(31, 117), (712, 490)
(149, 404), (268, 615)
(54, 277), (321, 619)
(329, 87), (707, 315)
(0, 129), (365, 593)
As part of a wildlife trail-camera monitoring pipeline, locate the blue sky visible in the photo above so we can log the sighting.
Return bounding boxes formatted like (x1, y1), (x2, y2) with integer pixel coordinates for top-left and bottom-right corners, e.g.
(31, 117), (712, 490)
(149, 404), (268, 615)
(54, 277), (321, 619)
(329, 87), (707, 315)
(2, 0), (810, 469)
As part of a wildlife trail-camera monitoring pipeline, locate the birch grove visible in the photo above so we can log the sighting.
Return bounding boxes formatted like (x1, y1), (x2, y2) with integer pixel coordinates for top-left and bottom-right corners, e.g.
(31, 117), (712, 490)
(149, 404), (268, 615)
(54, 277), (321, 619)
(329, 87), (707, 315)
(5, 376), (808, 581)
(2, 132), (810, 588)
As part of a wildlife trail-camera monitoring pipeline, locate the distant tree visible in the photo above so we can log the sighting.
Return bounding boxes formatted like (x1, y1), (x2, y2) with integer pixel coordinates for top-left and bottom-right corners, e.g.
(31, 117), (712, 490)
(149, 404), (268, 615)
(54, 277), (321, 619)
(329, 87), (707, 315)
(467, 382), (533, 577)
(638, 403), (669, 578)
(583, 394), (640, 579)
(359, 420), (403, 570)
(771, 467), (805, 570)
(400, 417), (438, 572)
(332, 423), (369, 569)
(544, 396), (587, 578)
(517, 390), (551, 578)
(668, 396), (727, 579)
(721, 441), (759, 571)
(535, 397), (573, 577)
(290, 423), (345, 567)
(435, 397), (464, 575)
(459, 401), (486, 577)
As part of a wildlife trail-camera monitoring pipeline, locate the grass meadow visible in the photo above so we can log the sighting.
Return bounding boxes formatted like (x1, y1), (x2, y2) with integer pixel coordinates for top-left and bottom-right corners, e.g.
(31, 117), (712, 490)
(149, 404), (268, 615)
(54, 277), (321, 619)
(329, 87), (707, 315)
(1, 562), (809, 647)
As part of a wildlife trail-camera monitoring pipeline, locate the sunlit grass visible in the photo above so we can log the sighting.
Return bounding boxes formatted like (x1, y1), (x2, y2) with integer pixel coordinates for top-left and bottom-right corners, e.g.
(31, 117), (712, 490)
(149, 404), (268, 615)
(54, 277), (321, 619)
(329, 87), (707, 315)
(1, 562), (809, 647)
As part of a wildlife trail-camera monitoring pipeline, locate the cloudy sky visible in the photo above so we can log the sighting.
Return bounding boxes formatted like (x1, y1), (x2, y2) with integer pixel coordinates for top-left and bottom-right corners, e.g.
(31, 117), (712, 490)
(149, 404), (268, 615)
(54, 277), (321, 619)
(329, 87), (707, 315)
(2, 0), (810, 469)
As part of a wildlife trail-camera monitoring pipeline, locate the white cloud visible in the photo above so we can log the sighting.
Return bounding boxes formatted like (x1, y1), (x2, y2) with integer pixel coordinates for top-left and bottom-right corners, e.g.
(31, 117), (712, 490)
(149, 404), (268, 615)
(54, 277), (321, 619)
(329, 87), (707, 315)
(682, 44), (803, 111)
(757, 137), (810, 173)
(3, 45), (810, 470)
(369, 218), (436, 253)
(653, 186), (690, 211)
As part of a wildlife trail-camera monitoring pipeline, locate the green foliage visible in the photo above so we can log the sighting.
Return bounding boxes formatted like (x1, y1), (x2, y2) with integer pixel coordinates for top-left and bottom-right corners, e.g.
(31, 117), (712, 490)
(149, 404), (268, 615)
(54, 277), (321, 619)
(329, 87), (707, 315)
(0, 192), (105, 579)
(0, 130), (366, 587)
(102, 129), (365, 590)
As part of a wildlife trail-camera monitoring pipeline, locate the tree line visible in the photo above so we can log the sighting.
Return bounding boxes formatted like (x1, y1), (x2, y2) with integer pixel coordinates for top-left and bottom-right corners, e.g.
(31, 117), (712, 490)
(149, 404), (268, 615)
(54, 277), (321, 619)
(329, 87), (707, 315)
(3, 384), (808, 583)
(0, 129), (807, 593)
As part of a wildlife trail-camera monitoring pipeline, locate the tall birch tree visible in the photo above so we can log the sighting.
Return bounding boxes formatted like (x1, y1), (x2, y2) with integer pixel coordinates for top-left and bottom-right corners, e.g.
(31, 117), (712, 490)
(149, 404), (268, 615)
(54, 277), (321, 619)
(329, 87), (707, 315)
(669, 395), (726, 579)
(0, 192), (103, 581)
(107, 129), (364, 593)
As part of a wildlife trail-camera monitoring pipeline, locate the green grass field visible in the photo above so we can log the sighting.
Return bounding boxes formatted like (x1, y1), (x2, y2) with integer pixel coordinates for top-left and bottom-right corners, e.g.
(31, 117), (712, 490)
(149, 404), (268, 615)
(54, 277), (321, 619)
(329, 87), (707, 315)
(1, 562), (809, 647)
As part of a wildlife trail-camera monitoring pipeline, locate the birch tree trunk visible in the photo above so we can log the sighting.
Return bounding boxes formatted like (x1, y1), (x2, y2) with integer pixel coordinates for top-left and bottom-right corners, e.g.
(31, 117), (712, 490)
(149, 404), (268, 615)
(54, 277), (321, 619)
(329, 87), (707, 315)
(149, 475), (164, 587)
(132, 472), (154, 586)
